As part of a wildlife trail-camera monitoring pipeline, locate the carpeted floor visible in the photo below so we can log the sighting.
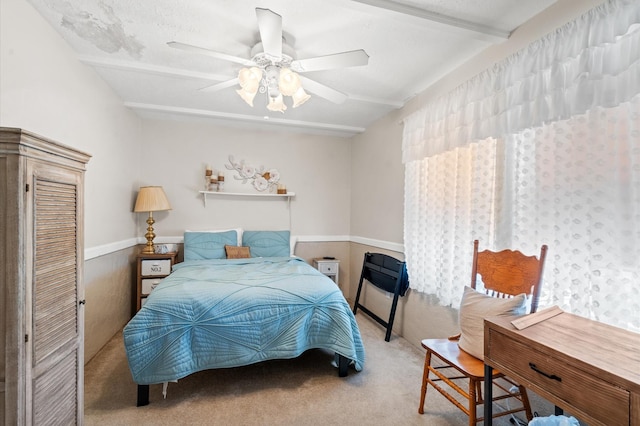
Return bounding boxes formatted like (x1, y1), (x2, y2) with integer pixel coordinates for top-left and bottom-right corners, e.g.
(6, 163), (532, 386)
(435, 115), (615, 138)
(84, 314), (551, 425)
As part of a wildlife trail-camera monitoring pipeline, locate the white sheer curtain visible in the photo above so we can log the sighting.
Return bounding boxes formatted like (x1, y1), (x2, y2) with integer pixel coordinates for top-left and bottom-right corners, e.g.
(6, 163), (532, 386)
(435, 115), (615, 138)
(403, 0), (640, 331)
(504, 98), (640, 331)
(404, 140), (499, 306)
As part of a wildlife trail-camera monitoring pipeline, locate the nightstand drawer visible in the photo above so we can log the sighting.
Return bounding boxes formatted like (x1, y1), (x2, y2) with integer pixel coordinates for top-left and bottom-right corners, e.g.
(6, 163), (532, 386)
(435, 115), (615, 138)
(142, 278), (162, 295)
(317, 262), (338, 274)
(488, 330), (629, 425)
(141, 259), (171, 276)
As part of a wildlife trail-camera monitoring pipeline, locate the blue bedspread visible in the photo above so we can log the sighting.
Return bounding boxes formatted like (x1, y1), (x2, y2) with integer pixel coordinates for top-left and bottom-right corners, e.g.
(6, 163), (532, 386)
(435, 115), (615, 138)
(123, 257), (365, 384)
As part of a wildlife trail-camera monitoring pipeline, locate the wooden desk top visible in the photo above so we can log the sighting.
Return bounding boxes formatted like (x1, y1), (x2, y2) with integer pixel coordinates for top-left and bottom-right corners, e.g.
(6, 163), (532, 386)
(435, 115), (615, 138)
(486, 312), (640, 393)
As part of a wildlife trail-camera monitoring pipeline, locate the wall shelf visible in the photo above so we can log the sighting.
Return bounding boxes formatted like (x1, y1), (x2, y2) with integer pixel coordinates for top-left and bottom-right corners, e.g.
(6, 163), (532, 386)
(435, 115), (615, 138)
(199, 190), (295, 207)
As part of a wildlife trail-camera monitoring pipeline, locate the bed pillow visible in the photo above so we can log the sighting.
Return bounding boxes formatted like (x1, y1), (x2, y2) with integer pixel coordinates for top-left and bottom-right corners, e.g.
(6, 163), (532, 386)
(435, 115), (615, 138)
(242, 230), (290, 257)
(184, 230), (238, 261)
(457, 286), (527, 359)
(185, 228), (242, 246)
(225, 245), (251, 259)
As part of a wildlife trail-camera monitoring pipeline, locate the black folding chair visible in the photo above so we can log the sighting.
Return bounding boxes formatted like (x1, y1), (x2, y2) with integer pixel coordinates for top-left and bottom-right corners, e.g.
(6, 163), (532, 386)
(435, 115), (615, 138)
(353, 252), (409, 341)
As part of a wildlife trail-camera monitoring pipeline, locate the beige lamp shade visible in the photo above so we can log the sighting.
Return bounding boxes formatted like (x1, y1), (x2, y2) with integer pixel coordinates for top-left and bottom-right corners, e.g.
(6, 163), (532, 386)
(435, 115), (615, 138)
(134, 186), (171, 254)
(134, 186), (172, 213)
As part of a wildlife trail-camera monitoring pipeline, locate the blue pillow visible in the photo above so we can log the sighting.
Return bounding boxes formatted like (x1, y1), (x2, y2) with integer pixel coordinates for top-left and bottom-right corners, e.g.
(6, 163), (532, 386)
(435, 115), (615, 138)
(242, 230), (290, 257)
(184, 230), (238, 260)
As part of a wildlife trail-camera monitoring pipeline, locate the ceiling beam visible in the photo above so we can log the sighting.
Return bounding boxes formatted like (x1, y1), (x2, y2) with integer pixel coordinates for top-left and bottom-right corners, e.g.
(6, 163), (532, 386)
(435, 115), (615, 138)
(77, 55), (231, 82)
(350, 0), (510, 42)
(124, 102), (366, 136)
(348, 94), (404, 108)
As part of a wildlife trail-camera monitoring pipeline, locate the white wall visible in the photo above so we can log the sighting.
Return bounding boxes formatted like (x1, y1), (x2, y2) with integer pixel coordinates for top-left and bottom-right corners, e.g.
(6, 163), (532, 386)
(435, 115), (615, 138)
(350, 109), (405, 245)
(0, 0), (141, 248)
(0, 0), (143, 362)
(139, 119), (351, 239)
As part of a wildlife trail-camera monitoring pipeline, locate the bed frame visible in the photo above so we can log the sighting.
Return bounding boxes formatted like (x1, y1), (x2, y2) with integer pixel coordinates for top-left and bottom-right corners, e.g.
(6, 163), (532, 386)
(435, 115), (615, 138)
(136, 354), (351, 406)
(353, 252), (409, 342)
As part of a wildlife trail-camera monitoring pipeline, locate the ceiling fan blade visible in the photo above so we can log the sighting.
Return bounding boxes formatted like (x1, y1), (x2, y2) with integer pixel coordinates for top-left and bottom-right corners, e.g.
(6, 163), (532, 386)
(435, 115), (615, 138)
(199, 78), (239, 93)
(256, 8), (282, 59)
(167, 41), (254, 66)
(292, 49), (369, 72)
(299, 76), (348, 104)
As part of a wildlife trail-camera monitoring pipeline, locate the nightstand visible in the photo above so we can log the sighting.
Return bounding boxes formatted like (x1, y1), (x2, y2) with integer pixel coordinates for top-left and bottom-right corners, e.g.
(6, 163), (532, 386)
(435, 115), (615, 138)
(136, 252), (177, 312)
(313, 258), (340, 285)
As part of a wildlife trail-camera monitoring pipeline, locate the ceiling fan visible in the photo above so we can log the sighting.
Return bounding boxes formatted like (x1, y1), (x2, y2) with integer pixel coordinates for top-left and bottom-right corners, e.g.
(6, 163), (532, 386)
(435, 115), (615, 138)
(168, 7), (369, 113)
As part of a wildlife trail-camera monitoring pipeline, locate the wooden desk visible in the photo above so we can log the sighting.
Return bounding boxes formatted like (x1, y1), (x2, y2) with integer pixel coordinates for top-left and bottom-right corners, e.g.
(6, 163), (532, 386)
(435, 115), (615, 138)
(484, 312), (640, 426)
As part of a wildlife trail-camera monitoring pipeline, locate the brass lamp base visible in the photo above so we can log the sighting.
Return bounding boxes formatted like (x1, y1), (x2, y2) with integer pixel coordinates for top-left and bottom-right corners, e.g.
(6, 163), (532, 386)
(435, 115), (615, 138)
(142, 212), (156, 254)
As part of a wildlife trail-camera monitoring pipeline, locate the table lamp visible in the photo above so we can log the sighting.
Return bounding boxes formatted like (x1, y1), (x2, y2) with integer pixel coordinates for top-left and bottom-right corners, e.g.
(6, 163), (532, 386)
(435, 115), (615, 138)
(134, 186), (172, 254)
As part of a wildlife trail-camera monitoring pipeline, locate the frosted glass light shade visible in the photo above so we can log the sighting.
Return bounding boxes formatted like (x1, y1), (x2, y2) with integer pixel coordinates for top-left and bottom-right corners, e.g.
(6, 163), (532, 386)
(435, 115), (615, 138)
(238, 67), (262, 91)
(279, 68), (301, 96)
(237, 67), (263, 106)
(237, 87), (258, 106)
(292, 87), (311, 108)
(267, 93), (287, 113)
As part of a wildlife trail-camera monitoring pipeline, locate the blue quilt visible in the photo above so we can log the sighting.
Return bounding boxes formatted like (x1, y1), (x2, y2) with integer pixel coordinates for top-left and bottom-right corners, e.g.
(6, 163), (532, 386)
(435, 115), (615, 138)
(123, 257), (365, 384)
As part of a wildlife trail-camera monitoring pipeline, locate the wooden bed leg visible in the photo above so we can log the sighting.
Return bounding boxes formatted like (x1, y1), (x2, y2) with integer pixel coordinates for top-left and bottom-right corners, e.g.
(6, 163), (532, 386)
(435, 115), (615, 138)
(137, 384), (149, 406)
(337, 354), (349, 377)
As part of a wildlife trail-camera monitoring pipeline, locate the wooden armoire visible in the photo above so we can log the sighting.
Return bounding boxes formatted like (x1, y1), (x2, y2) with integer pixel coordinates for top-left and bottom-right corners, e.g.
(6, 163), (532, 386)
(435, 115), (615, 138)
(0, 128), (91, 425)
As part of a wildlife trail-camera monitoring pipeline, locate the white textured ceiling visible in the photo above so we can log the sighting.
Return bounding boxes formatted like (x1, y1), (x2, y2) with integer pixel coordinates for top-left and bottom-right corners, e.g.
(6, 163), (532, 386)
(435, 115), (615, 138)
(26, 0), (556, 136)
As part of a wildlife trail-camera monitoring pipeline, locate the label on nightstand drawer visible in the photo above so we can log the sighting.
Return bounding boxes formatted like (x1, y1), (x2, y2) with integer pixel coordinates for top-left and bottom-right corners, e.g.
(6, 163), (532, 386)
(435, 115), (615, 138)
(141, 259), (171, 276)
(142, 278), (162, 295)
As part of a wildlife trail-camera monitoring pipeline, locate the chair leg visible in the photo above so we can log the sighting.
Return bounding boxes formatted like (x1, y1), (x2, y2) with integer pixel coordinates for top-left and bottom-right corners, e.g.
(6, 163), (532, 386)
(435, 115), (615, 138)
(418, 351), (432, 414)
(476, 380), (483, 403)
(469, 378), (477, 426)
(519, 385), (533, 421)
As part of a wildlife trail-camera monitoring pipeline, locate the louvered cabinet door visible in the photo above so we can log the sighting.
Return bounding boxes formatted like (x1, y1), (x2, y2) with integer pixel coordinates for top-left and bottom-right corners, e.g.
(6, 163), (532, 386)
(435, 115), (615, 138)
(1, 128), (89, 426)
(26, 162), (84, 426)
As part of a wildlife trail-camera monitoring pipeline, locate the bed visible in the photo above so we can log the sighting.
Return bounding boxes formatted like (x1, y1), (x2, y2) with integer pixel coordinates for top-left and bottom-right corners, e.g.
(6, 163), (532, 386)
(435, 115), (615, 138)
(123, 230), (365, 406)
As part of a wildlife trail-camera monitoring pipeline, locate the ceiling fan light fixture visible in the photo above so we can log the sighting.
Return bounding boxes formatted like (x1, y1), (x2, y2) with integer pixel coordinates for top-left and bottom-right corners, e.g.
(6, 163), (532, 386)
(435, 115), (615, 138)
(236, 87), (258, 107)
(278, 67), (301, 96)
(171, 7), (369, 115)
(291, 86), (311, 108)
(237, 66), (263, 106)
(265, 65), (281, 98)
(238, 67), (263, 92)
(267, 93), (287, 113)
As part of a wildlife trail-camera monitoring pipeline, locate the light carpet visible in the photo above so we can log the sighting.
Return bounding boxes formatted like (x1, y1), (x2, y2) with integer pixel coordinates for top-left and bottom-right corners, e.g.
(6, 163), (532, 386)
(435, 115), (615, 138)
(84, 314), (552, 425)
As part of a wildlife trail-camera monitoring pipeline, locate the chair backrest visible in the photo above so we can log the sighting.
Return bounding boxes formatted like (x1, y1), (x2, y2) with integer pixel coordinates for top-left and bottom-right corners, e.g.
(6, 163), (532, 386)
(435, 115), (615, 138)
(470, 240), (547, 313)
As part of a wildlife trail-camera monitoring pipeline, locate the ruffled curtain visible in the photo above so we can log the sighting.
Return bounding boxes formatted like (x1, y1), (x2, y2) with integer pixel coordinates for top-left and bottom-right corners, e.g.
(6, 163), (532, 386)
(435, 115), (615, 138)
(402, 0), (640, 163)
(403, 0), (640, 331)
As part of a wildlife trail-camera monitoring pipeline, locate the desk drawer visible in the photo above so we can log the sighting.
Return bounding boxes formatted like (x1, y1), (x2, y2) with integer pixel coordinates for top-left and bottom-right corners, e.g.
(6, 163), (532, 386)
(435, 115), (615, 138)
(141, 259), (171, 276)
(488, 330), (629, 425)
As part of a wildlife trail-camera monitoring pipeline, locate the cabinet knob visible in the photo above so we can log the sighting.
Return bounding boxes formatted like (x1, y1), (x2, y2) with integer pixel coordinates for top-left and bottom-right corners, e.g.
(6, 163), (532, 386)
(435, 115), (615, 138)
(79, 299), (86, 305)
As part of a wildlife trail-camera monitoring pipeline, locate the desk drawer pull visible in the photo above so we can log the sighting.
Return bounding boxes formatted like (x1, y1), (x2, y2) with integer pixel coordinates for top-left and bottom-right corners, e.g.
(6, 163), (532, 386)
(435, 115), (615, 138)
(529, 363), (562, 382)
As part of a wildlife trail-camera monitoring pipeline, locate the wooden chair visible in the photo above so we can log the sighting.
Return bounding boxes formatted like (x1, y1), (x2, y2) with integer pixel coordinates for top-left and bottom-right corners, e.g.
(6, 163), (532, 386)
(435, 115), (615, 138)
(418, 240), (547, 425)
